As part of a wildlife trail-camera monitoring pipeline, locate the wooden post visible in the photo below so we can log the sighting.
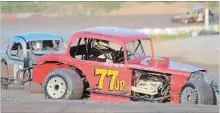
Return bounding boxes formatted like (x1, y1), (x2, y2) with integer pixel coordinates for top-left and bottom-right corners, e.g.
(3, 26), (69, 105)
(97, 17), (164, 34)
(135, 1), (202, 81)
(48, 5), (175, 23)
(205, 1), (209, 30)
(0, 1), (2, 49)
(157, 33), (160, 40)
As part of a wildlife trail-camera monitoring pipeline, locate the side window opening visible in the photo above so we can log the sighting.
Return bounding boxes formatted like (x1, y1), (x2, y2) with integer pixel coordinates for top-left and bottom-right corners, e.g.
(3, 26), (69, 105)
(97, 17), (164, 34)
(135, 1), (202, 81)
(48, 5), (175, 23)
(10, 41), (23, 58)
(70, 37), (88, 59)
(126, 39), (150, 61)
(70, 37), (124, 64)
(31, 40), (55, 51)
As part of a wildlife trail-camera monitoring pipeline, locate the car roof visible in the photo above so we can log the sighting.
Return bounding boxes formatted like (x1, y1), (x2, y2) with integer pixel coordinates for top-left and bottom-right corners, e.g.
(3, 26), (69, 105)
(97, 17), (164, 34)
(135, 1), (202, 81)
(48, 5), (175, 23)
(75, 26), (149, 43)
(14, 32), (63, 42)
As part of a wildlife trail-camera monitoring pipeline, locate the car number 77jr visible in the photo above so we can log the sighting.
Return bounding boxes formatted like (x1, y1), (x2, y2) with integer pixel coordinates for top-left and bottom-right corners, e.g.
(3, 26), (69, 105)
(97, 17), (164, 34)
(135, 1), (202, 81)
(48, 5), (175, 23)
(31, 26), (219, 105)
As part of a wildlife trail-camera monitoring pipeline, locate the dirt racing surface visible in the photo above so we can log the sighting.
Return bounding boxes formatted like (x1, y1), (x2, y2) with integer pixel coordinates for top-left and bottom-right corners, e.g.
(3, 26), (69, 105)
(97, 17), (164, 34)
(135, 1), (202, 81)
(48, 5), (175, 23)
(1, 89), (218, 113)
(1, 16), (220, 113)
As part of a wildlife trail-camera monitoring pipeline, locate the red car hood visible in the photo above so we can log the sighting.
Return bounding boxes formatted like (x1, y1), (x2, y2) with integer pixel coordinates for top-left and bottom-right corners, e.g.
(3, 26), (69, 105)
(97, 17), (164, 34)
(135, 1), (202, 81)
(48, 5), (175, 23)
(127, 56), (206, 73)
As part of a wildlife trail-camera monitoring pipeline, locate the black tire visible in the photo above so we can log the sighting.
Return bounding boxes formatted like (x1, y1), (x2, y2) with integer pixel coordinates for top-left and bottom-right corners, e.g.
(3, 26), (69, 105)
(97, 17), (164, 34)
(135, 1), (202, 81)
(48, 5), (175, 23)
(180, 80), (214, 105)
(1, 61), (9, 89)
(43, 68), (84, 100)
(189, 71), (219, 105)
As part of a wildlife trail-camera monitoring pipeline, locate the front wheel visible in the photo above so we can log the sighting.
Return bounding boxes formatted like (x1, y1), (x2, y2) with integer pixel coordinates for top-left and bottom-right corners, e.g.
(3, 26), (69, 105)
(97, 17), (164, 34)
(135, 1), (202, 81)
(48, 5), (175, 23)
(43, 68), (84, 100)
(180, 80), (214, 105)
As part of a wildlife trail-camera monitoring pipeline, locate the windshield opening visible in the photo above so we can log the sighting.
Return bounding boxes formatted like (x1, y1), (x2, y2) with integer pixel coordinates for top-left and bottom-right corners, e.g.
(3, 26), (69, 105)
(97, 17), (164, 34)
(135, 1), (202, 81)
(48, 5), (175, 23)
(30, 40), (65, 55)
(126, 39), (152, 61)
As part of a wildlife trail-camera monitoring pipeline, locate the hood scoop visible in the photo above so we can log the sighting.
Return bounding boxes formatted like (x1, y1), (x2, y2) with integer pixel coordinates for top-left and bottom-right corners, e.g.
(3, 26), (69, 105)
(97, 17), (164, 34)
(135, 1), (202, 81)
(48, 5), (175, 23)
(141, 57), (169, 68)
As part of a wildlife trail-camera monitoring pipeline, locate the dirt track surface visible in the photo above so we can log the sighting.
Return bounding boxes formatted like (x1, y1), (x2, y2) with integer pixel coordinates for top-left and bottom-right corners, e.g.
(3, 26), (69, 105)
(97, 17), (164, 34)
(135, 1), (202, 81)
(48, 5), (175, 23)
(1, 89), (219, 113)
(1, 16), (220, 113)
(1, 90), (218, 113)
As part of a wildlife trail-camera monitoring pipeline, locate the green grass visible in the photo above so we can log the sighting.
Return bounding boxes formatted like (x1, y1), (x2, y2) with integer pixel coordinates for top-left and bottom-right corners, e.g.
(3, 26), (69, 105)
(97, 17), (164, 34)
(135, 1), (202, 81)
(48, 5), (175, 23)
(1, 1), (124, 15)
(1, 1), (218, 16)
(149, 33), (190, 41)
(1, 2), (48, 13)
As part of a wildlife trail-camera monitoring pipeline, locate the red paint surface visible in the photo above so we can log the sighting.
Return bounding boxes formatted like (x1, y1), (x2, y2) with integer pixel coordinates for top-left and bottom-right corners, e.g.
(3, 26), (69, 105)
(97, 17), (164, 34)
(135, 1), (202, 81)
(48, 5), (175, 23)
(170, 74), (189, 103)
(148, 57), (169, 68)
(1, 13), (44, 20)
(90, 93), (130, 102)
(31, 13), (42, 18)
(2, 14), (17, 20)
(33, 63), (68, 84)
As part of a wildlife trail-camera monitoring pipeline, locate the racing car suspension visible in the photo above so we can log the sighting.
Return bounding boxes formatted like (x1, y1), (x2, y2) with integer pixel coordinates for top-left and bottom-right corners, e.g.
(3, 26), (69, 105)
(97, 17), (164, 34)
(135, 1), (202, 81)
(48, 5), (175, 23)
(16, 66), (33, 85)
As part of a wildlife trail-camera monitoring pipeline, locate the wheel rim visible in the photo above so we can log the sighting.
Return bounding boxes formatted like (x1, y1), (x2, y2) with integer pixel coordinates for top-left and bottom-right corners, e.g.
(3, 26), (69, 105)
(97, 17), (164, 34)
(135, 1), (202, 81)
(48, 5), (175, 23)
(181, 87), (196, 104)
(46, 76), (67, 99)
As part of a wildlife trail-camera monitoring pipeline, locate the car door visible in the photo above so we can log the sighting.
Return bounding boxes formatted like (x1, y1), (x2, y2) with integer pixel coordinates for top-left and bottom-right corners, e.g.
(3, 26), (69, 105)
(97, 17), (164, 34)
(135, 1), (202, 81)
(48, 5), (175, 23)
(92, 62), (131, 94)
(68, 37), (132, 100)
(6, 37), (27, 81)
(93, 38), (131, 93)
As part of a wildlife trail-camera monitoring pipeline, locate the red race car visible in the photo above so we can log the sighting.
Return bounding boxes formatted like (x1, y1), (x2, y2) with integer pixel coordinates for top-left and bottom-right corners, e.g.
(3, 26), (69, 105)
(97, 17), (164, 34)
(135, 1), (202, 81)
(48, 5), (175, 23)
(171, 7), (215, 24)
(26, 26), (218, 105)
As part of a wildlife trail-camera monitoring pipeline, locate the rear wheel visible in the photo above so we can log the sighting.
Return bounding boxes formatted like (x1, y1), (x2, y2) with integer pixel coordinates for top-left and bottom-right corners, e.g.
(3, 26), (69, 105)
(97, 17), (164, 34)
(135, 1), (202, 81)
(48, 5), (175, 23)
(180, 80), (214, 105)
(43, 68), (84, 100)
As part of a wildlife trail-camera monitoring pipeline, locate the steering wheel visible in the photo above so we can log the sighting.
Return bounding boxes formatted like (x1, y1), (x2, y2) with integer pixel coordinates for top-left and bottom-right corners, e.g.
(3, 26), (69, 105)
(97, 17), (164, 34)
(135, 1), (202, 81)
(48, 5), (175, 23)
(113, 50), (124, 63)
(102, 46), (116, 60)
(93, 45), (116, 60)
